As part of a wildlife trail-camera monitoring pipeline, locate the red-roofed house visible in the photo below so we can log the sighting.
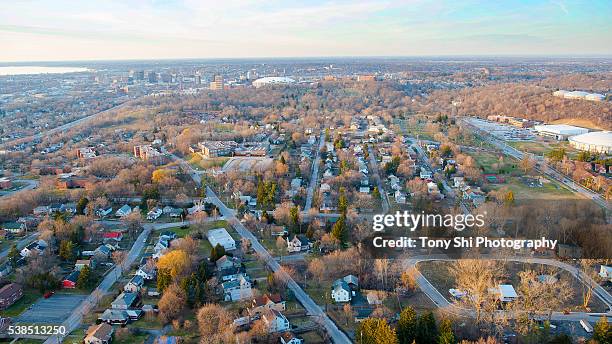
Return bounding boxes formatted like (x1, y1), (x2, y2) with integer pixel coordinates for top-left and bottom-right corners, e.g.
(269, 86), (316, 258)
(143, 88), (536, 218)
(103, 232), (123, 242)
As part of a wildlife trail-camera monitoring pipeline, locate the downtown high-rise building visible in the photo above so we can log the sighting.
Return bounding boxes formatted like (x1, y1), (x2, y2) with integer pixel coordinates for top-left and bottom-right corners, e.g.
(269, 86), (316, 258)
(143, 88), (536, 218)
(209, 74), (224, 90)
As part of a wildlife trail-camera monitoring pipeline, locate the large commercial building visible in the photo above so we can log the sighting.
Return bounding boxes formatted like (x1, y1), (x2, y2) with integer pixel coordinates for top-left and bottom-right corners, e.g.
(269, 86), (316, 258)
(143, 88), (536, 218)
(568, 131), (612, 154)
(533, 124), (589, 140)
(553, 90), (606, 102)
(206, 228), (236, 250)
(197, 141), (238, 158)
(252, 77), (295, 88)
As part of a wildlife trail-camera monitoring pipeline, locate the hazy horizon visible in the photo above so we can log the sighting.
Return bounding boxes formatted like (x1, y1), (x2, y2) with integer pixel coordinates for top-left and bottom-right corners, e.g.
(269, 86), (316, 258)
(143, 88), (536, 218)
(2, 0), (611, 63)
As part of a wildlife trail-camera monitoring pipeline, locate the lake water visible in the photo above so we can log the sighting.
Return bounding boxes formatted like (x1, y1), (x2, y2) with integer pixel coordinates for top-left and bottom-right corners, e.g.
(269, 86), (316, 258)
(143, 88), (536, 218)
(0, 66), (90, 76)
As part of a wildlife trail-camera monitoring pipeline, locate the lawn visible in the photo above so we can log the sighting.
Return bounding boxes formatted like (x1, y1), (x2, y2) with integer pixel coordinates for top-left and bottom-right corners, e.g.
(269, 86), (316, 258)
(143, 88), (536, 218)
(488, 177), (576, 201)
(188, 154), (229, 170)
(0, 287), (41, 317)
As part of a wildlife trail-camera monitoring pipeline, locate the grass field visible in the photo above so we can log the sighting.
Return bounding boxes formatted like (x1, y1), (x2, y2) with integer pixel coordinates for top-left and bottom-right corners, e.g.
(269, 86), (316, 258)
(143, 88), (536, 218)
(417, 260), (608, 312)
(0, 287), (41, 317)
(508, 140), (578, 158)
(188, 153), (229, 170)
(488, 177), (576, 200)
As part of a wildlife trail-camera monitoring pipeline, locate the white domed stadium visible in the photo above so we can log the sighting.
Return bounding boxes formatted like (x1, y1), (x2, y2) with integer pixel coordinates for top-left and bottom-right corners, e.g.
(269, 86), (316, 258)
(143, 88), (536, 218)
(252, 76), (295, 88)
(568, 131), (612, 154)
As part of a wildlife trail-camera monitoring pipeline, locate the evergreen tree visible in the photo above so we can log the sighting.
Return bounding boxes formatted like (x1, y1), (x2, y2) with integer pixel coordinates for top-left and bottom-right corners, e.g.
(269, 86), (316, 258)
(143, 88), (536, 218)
(331, 215), (348, 244)
(7, 244), (19, 267)
(76, 196), (89, 215)
(593, 316), (611, 344)
(76, 265), (90, 289)
(59, 240), (73, 261)
(416, 311), (438, 344)
(437, 318), (455, 344)
(357, 318), (398, 344)
(210, 243), (226, 262)
(397, 306), (418, 344)
(338, 187), (348, 215)
(290, 206), (300, 233)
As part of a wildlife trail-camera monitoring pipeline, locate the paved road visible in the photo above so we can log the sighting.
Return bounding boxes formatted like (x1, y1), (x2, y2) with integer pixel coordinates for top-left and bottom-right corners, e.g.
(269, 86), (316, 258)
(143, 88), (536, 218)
(367, 146), (390, 214)
(461, 117), (610, 212)
(0, 101), (131, 150)
(0, 179), (39, 199)
(404, 255), (612, 323)
(163, 148), (201, 187)
(43, 222), (156, 343)
(206, 187), (351, 344)
(0, 232), (39, 261)
(304, 132), (326, 212)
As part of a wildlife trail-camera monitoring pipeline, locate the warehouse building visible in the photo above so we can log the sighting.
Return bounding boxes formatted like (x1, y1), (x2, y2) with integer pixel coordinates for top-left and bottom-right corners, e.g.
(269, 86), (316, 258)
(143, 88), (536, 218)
(533, 124), (589, 140)
(568, 131), (612, 154)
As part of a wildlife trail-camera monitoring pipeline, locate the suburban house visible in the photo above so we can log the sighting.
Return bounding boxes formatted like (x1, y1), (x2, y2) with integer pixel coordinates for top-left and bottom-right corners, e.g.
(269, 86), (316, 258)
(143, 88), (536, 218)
(222, 275), (253, 302)
(136, 265), (157, 280)
(419, 169), (433, 179)
(280, 332), (303, 344)
(215, 255), (241, 270)
(146, 207), (162, 220)
(96, 206), (113, 218)
(1, 222), (26, 235)
(207, 228), (236, 251)
(115, 204), (132, 217)
(331, 280), (352, 303)
(84, 323), (114, 344)
(261, 309), (290, 333)
(111, 292), (139, 310)
(103, 232), (123, 242)
(249, 294), (286, 315)
(0, 283), (23, 310)
(98, 309), (129, 325)
(286, 235), (311, 253)
(20, 239), (48, 257)
(331, 275), (359, 303)
(162, 206), (183, 218)
(75, 259), (94, 271)
(599, 265), (612, 282)
(124, 275), (144, 293)
(492, 284), (518, 302)
(63, 270), (80, 288)
(219, 267), (247, 282)
(93, 245), (112, 260)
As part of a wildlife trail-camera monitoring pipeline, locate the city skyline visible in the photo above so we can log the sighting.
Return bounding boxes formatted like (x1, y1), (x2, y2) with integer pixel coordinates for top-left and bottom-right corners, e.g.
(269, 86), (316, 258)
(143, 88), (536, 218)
(1, 0), (612, 62)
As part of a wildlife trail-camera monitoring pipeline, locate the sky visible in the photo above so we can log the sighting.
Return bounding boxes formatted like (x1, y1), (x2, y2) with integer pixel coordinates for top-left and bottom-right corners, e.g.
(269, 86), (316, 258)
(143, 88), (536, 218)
(1, 0), (611, 62)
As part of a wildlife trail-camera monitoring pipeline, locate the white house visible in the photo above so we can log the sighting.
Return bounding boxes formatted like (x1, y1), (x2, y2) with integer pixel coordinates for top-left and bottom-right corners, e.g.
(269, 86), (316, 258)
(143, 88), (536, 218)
(136, 265), (156, 280)
(96, 206), (113, 218)
(124, 275), (144, 293)
(146, 208), (162, 220)
(331, 280), (352, 303)
(286, 235), (311, 253)
(262, 309), (290, 333)
(115, 204), (132, 218)
(20, 240), (48, 257)
(207, 228), (236, 250)
(222, 275), (252, 301)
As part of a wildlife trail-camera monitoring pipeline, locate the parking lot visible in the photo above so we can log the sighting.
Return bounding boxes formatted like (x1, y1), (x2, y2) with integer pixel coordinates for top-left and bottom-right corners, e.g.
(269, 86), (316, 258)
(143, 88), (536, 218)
(15, 293), (87, 324)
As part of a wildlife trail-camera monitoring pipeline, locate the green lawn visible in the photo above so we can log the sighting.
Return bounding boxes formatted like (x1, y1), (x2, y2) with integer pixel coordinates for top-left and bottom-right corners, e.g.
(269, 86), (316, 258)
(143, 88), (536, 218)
(0, 287), (41, 317)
